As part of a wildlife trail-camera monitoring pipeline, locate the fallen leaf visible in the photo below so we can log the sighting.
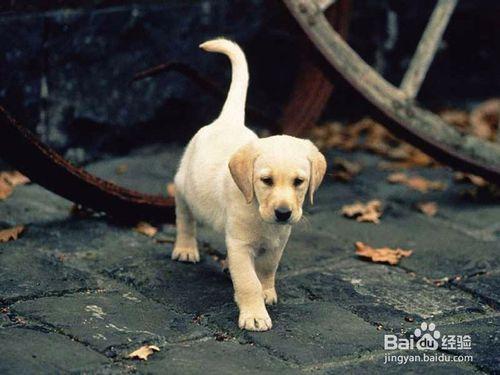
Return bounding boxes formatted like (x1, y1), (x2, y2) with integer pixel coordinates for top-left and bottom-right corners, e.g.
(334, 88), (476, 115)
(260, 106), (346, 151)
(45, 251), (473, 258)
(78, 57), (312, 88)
(355, 241), (412, 265)
(310, 118), (437, 169)
(214, 332), (232, 342)
(470, 98), (500, 141)
(387, 173), (446, 193)
(454, 172), (488, 187)
(0, 225), (25, 243)
(342, 200), (382, 224)
(134, 222), (158, 237)
(439, 109), (470, 130)
(127, 345), (160, 361)
(0, 179), (12, 200)
(210, 254), (228, 271)
(116, 164), (128, 175)
(70, 204), (102, 218)
(416, 202), (438, 217)
(332, 158), (362, 182)
(1, 171), (30, 186)
(0, 171), (30, 200)
(166, 183), (175, 197)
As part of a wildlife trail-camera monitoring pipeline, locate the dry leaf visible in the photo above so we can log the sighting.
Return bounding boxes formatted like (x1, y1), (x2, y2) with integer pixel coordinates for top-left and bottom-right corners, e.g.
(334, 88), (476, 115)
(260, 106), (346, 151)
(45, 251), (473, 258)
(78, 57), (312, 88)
(1, 171), (30, 186)
(127, 345), (160, 361)
(470, 98), (500, 141)
(439, 109), (470, 130)
(116, 164), (128, 175)
(166, 183), (176, 197)
(134, 222), (158, 237)
(342, 200), (382, 224)
(332, 158), (362, 182)
(454, 172), (488, 187)
(0, 171), (30, 200)
(355, 241), (412, 265)
(210, 254), (228, 271)
(416, 202), (438, 217)
(387, 173), (446, 193)
(310, 118), (436, 168)
(0, 179), (12, 200)
(0, 226), (25, 243)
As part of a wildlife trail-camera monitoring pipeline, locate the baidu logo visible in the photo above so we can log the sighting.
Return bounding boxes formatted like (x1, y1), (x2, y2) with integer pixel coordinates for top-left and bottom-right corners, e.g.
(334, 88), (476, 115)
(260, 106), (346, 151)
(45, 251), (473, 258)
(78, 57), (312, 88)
(414, 322), (440, 350)
(384, 321), (471, 351)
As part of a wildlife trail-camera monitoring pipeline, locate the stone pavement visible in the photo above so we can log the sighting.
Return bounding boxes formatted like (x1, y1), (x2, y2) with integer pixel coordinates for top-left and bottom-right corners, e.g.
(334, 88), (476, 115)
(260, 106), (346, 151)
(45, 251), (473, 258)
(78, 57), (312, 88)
(0, 144), (499, 374)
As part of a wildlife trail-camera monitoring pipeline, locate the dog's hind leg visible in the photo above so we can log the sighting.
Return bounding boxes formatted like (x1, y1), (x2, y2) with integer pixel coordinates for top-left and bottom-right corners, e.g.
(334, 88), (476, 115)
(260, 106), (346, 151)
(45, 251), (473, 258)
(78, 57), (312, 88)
(172, 191), (200, 263)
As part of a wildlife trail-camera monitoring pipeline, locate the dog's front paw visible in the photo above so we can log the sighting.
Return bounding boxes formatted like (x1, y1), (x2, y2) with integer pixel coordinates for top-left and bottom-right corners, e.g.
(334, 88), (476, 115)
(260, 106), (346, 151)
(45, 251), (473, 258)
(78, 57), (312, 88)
(263, 288), (278, 305)
(238, 309), (272, 331)
(172, 245), (200, 263)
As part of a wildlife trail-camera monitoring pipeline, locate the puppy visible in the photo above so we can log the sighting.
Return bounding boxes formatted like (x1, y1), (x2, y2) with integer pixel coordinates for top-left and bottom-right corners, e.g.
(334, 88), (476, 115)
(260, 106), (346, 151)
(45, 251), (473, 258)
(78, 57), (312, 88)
(172, 38), (326, 331)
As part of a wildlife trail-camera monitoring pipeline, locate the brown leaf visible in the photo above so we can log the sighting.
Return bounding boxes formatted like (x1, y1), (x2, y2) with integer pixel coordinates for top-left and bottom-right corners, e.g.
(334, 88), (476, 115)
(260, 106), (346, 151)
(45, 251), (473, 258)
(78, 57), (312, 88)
(134, 222), (158, 237)
(1, 171), (30, 186)
(454, 172), (488, 187)
(0, 179), (12, 200)
(439, 109), (470, 130)
(416, 202), (438, 217)
(127, 345), (160, 361)
(342, 200), (382, 224)
(0, 171), (30, 200)
(166, 183), (176, 197)
(311, 118), (438, 169)
(332, 158), (362, 182)
(0, 226), (25, 243)
(116, 164), (128, 175)
(355, 241), (412, 265)
(387, 173), (446, 193)
(470, 98), (500, 141)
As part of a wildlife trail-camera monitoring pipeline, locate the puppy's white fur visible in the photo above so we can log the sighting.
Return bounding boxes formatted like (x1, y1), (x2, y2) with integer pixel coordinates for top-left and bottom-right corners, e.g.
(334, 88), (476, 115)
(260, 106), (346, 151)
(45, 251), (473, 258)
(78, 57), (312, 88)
(173, 39), (326, 331)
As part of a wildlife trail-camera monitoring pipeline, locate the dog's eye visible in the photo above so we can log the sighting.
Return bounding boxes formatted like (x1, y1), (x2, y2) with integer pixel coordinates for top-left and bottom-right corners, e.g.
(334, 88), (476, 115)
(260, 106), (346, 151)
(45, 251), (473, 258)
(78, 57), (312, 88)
(261, 177), (273, 186)
(293, 178), (304, 187)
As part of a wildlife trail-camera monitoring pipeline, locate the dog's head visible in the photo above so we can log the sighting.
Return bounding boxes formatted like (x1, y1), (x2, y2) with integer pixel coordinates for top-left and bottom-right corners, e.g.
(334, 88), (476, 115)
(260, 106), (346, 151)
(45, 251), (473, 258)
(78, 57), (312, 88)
(229, 135), (326, 225)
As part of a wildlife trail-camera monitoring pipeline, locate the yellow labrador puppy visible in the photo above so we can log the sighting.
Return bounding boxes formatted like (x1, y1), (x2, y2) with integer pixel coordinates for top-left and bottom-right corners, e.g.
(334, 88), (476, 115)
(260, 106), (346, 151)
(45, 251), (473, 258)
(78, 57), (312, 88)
(172, 38), (326, 331)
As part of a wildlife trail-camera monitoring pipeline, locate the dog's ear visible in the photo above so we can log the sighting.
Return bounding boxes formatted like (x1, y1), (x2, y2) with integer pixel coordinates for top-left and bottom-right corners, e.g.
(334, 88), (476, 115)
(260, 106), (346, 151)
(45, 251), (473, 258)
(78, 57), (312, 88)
(307, 142), (327, 205)
(229, 143), (258, 204)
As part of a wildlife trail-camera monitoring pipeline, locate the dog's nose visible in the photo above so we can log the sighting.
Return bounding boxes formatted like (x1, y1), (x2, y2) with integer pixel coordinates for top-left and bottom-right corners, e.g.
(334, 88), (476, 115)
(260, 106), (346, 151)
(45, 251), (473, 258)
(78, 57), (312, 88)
(275, 208), (292, 222)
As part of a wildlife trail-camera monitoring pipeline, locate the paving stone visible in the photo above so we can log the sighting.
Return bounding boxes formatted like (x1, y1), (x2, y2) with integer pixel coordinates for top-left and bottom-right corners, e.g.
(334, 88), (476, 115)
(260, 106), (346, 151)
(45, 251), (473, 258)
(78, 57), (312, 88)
(133, 338), (299, 375)
(0, 185), (72, 226)
(323, 351), (480, 374)
(0, 244), (96, 304)
(279, 228), (351, 274)
(207, 302), (382, 366)
(323, 150), (499, 241)
(86, 145), (182, 196)
(1, 146), (499, 373)
(454, 270), (500, 310)
(307, 209), (500, 279)
(12, 288), (210, 353)
(0, 327), (109, 374)
(278, 259), (486, 333)
(105, 247), (235, 314)
(8, 215), (234, 316)
(433, 316), (500, 373)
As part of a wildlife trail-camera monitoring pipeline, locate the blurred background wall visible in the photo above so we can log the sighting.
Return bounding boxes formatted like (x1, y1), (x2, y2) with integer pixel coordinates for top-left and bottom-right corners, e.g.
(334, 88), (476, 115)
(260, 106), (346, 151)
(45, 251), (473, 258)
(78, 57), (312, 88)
(0, 0), (498, 163)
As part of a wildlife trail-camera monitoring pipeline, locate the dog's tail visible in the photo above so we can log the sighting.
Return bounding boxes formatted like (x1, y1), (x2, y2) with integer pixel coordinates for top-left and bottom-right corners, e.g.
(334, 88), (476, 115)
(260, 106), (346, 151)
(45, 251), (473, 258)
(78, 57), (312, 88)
(199, 38), (248, 125)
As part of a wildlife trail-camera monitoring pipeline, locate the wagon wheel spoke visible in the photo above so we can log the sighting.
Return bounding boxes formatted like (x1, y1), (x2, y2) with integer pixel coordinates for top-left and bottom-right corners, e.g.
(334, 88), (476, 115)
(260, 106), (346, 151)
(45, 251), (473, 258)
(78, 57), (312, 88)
(400, 0), (458, 99)
(283, 0), (500, 183)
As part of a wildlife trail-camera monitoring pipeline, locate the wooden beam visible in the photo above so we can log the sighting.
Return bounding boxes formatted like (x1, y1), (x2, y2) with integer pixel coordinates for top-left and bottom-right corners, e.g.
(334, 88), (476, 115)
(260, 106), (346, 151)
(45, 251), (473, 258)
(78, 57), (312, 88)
(400, 0), (458, 99)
